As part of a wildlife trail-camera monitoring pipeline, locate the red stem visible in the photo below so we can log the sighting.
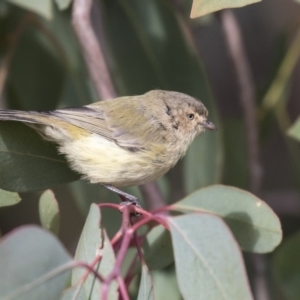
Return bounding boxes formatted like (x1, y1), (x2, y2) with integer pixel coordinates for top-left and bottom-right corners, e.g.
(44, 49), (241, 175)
(117, 276), (130, 300)
(101, 207), (132, 300)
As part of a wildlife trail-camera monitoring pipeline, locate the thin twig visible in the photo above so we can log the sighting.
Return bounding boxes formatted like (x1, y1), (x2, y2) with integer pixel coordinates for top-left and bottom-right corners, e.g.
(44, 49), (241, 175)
(220, 9), (262, 194)
(101, 207), (132, 300)
(71, 0), (165, 211)
(73, 204), (168, 299)
(219, 9), (267, 300)
(124, 253), (139, 286)
(131, 222), (146, 263)
(117, 276), (130, 300)
(72, 0), (116, 100)
(139, 182), (166, 211)
(100, 206), (168, 299)
(75, 261), (104, 282)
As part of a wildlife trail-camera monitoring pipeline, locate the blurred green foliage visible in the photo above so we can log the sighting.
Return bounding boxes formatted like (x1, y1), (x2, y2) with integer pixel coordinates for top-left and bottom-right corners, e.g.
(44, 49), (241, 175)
(0, 0), (300, 299)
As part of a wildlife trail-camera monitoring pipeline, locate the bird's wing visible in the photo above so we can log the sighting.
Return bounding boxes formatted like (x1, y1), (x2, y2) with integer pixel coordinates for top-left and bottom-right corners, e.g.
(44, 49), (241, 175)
(49, 107), (146, 151)
(48, 107), (115, 141)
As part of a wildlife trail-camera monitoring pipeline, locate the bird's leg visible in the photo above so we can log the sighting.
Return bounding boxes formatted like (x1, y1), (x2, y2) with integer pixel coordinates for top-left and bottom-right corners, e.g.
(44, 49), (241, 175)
(100, 184), (141, 208)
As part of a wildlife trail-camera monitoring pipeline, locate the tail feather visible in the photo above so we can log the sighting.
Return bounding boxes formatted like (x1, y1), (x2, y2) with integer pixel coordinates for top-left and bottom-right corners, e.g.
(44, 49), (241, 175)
(0, 110), (48, 125)
(0, 110), (73, 143)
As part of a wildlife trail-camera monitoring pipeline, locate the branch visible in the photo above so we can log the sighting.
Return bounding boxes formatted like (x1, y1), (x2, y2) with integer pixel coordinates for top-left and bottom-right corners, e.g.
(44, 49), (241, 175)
(220, 9), (262, 194)
(72, 0), (116, 100)
(71, 0), (165, 210)
(219, 9), (266, 300)
(139, 182), (166, 211)
(101, 206), (132, 300)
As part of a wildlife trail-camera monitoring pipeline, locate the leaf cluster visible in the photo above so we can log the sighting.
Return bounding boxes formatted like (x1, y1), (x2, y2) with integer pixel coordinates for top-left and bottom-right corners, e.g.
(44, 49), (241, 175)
(0, 186), (282, 299)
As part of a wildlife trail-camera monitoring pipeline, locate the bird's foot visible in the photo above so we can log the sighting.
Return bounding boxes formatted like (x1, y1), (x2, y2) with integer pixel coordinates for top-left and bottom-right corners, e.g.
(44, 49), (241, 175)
(100, 184), (141, 216)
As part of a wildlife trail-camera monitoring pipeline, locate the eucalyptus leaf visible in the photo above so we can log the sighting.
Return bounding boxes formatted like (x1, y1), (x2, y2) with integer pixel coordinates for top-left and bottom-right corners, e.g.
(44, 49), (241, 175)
(287, 116), (300, 142)
(72, 204), (117, 300)
(144, 225), (173, 270)
(137, 263), (155, 300)
(152, 267), (181, 300)
(54, 0), (73, 10)
(98, 230), (118, 298)
(168, 214), (253, 300)
(60, 284), (85, 300)
(60, 283), (87, 300)
(0, 122), (79, 192)
(39, 190), (60, 235)
(7, 0), (53, 19)
(36, 8), (96, 107)
(184, 132), (222, 193)
(190, 0), (261, 18)
(0, 225), (72, 300)
(68, 180), (121, 238)
(7, 27), (65, 111)
(273, 231), (300, 300)
(223, 119), (249, 189)
(261, 29), (300, 114)
(72, 204), (102, 298)
(172, 185), (282, 253)
(0, 189), (20, 207)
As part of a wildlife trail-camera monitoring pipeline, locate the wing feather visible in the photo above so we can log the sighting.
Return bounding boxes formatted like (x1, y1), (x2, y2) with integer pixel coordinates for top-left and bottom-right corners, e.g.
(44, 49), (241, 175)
(48, 107), (114, 141)
(47, 98), (161, 152)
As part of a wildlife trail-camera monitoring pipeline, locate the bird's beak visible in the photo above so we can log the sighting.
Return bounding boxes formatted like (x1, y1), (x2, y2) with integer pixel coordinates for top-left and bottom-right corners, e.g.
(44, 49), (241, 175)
(202, 120), (217, 131)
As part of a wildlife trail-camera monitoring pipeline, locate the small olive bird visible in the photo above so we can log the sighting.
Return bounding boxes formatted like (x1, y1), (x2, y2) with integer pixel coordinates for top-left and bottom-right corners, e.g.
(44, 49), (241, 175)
(0, 90), (216, 206)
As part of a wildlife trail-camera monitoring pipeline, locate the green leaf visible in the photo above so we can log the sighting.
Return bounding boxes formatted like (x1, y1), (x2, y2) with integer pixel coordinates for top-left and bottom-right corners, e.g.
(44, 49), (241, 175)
(72, 204), (102, 294)
(60, 284), (85, 300)
(172, 185), (282, 253)
(0, 225), (72, 300)
(0, 189), (20, 207)
(137, 263), (155, 300)
(168, 214), (253, 300)
(6, 0), (53, 20)
(72, 204), (118, 300)
(223, 119), (249, 189)
(0, 122), (79, 192)
(261, 29), (300, 114)
(68, 180), (111, 215)
(287, 117), (300, 142)
(102, 0), (223, 192)
(54, 0), (73, 10)
(39, 190), (60, 235)
(258, 28), (300, 189)
(68, 180), (122, 238)
(39, 9), (97, 107)
(144, 225), (173, 270)
(273, 231), (300, 300)
(151, 267), (181, 300)
(7, 27), (65, 111)
(68, 180), (143, 238)
(184, 132), (222, 193)
(190, 0), (261, 18)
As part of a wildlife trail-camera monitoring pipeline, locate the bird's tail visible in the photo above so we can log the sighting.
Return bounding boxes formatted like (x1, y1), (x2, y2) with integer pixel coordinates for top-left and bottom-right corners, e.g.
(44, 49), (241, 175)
(0, 110), (51, 125)
(0, 109), (89, 143)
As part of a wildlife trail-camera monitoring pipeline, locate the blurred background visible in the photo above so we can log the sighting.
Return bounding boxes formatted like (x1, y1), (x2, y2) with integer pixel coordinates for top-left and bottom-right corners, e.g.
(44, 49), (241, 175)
(1, 0), (300, 299)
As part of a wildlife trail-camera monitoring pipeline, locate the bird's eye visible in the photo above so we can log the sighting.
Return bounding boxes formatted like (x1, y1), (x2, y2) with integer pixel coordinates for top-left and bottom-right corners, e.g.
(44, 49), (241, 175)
(187, 113), (194, 120)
